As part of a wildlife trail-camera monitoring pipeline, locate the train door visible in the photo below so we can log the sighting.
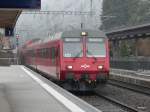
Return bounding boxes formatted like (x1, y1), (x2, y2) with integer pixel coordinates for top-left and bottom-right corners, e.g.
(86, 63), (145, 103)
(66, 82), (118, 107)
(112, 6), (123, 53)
(50, 47), (57, 78)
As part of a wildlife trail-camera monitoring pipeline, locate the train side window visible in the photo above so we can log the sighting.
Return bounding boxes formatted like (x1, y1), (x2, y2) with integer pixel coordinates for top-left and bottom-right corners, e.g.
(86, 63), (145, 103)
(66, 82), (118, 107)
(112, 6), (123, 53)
(43, 48), (46, 58)
(38, 49), (41, 58)
(37, 49), (39, 57)
(28, 50), (34, 57)
(41, 49), (43, 58)
(43, 48), (48, 58)
(46, 48), (50, 58)
(32, 50), (34, 57)
(41, 49), (44, 58)
(38, 49), (43, 58)
(38, 49), (40, 57)
(37, 48), (50, 58)
(51, 47), (56, 64)
(31, 50), (34, 57)
(55, 48), (59, 57)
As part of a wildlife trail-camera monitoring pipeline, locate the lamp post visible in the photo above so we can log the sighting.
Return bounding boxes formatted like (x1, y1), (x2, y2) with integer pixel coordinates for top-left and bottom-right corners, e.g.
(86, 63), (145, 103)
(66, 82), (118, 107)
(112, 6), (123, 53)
(15, 34), (20, 65)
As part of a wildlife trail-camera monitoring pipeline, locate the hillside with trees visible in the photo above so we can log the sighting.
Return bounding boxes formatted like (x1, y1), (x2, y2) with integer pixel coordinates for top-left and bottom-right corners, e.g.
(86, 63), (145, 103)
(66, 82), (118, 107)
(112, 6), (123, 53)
(101, 0), (150, 31)
(102, 0), (150, 58)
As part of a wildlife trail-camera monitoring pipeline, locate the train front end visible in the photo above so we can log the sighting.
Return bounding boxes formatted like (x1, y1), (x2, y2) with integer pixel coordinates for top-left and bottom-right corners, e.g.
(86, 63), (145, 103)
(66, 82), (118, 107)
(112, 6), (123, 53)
(60, 30), (109, 91)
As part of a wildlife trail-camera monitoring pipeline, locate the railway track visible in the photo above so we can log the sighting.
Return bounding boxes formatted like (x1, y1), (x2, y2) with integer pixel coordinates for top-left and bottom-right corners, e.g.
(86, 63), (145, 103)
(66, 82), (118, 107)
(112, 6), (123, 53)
(94, 92), (138, 112)
(77, 79), (150, 112)
(76, 91), (139, 112)
(108, 80), (150, 96)
(30, 66), (149, 112)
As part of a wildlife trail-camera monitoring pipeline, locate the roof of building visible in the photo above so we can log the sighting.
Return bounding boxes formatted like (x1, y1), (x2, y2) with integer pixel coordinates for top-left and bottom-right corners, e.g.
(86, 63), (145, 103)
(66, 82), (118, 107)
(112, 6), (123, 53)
(106, 23), (150, 40)
(0, 10), (21, 28)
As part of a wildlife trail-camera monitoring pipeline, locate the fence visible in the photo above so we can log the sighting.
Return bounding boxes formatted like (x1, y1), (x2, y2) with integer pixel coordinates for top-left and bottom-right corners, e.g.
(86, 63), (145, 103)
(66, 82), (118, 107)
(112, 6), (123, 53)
(0, 58), (18, 66)
(110, 57), (150, 71)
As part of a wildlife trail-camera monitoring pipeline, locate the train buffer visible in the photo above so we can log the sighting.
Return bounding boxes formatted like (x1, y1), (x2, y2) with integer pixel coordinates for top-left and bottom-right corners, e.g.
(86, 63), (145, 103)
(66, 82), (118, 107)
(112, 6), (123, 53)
(0, 65), (101, 112)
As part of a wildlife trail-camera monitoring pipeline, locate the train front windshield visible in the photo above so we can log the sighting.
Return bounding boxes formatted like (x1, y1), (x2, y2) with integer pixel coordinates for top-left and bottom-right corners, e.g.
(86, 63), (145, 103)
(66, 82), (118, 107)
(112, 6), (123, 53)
(63, 38), (83, 57)
(86, 38), (106, 57)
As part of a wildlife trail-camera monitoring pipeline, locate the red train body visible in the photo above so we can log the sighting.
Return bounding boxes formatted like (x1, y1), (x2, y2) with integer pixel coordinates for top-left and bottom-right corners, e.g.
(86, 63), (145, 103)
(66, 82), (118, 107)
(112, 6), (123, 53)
(20, 30), (110, 91)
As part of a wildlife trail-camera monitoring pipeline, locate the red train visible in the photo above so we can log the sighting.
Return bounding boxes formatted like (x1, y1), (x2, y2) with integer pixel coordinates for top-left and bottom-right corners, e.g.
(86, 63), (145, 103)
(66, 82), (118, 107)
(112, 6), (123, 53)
(19, 30), (110, 91)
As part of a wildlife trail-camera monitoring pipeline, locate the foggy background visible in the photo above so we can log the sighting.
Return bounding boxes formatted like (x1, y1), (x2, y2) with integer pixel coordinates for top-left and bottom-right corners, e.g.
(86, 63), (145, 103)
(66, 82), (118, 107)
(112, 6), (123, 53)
(15, 0), (103, 44)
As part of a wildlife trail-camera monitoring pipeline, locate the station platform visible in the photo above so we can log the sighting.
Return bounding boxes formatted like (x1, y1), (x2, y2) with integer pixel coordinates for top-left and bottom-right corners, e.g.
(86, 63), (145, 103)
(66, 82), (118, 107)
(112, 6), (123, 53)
(110, 69), (150, 88)
(0, 65), (100, 112)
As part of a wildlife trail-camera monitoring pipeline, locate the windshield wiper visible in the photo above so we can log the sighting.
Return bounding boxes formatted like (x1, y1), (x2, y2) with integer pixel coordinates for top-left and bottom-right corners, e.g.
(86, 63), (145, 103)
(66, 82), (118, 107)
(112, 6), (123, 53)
(73, 50), (83, 60)
(86, 50), (97, 63)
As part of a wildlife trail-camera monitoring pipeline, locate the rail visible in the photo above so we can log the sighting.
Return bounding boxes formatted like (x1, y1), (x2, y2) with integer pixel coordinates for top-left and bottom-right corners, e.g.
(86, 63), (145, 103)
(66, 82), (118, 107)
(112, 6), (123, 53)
(95, 91), (138, 112)
(108, 80), (150, 96)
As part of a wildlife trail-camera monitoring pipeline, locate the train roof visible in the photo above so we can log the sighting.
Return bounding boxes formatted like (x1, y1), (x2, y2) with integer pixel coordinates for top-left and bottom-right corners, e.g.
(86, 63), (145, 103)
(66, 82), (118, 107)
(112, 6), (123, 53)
(61, 29), (106, 38)
(23, 30), (106, 48)
(41, 29), (106, 43)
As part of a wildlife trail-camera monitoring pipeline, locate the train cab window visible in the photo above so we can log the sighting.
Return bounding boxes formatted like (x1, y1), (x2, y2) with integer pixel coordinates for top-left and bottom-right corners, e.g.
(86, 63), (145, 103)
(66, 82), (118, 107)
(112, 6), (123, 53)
(86, 38), (106, 57)
(63, 37), (83, 57)
(64, 38), (81, 42)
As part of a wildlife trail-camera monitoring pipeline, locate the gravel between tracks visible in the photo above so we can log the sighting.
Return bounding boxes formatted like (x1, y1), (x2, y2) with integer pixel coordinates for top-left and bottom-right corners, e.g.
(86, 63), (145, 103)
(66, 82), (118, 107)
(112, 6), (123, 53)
(78, 95), (126, 112)
(95, 84), (150, 112)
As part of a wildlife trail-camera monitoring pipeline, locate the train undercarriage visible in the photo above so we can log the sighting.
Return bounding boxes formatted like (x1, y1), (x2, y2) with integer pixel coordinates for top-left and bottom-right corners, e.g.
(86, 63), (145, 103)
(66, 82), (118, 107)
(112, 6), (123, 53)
(60, 73), (109, 91)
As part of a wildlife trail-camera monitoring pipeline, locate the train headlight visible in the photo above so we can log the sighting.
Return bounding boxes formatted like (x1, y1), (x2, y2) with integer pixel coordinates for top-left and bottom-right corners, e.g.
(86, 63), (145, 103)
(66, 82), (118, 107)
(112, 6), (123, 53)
(81, 32), (88, 36)
(98, 65), (103, 69)
(67, 65), (73, 69)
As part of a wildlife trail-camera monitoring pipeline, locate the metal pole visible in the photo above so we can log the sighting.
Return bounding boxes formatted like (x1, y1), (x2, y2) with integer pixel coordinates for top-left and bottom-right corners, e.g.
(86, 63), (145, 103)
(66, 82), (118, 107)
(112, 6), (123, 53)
(90, 0), (93, 16)
(81, 0), (84, 29)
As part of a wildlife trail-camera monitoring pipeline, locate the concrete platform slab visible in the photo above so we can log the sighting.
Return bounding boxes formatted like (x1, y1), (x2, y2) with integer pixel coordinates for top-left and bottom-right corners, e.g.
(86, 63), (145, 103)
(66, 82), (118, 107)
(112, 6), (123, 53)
(110, 69), (150, 88)
(0, 65), (100, 112)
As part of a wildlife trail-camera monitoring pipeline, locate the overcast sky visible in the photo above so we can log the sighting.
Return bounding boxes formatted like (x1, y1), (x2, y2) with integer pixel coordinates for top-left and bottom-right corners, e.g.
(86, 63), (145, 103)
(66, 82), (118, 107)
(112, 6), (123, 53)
(16, 0), (103, 42)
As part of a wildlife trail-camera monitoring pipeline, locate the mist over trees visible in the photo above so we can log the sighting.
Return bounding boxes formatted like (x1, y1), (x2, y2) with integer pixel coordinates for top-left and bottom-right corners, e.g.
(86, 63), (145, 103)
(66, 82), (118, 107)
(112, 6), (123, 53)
(16, 0), (103, 44)
(101, 0), (150, 31)
(101, 0), (150, 58)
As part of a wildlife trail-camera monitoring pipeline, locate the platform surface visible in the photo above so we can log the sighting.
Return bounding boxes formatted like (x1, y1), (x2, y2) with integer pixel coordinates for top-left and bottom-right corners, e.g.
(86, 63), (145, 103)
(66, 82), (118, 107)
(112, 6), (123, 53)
(110, 69), (150, 88)
(0, 65), (100, 112)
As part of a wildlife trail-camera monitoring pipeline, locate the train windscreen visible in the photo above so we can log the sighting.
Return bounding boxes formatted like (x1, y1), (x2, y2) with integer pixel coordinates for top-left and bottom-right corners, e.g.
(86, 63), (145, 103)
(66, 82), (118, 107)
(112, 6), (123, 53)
(86, 38), (106, 57)
(63, 38), (83, 57)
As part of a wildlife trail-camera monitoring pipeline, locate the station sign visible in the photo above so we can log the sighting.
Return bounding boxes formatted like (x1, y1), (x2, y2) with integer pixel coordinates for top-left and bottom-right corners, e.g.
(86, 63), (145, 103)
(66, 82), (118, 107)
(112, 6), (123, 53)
(0, 0), (41, 9)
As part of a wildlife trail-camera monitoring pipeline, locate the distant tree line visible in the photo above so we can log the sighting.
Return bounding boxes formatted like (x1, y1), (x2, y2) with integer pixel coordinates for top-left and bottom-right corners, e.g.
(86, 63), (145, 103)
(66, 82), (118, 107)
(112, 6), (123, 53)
(101, 0), (150, 58)
(101, 0), (150, 31)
